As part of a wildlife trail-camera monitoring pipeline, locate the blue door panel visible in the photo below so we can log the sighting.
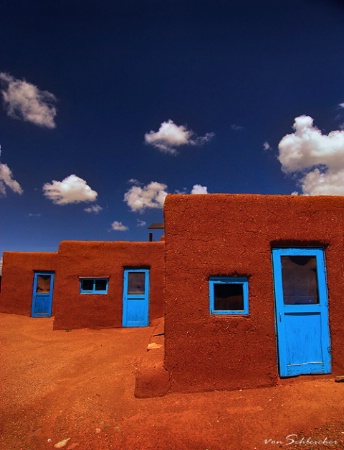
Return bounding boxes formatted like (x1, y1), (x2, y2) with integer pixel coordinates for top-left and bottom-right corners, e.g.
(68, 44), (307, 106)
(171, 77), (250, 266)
(272, 248), (331, 377)
(33, 295), (51, 316)
(122, 269), (149, 327)
(31, 272), (54, 317)
(284, 313), (324, 374)
(124, 299), (149, 327)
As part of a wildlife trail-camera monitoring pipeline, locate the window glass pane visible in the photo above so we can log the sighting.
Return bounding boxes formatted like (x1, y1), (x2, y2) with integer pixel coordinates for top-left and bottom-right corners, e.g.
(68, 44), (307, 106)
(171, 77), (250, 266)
(214, 283), (244, 311)
(95, 279), (107, 291)
(281, 256), (319, 304)
(81, 279), (93, 291)
(128, 272), (145, 294)
(36, 275), (51, 294)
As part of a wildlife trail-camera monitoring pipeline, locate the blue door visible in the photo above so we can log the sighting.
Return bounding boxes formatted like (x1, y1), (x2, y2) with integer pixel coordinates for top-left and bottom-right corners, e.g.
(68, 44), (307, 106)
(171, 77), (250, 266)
(31, 272), (54, 317)
(272, 248), (331, 377)
(122, 269), (150, 327)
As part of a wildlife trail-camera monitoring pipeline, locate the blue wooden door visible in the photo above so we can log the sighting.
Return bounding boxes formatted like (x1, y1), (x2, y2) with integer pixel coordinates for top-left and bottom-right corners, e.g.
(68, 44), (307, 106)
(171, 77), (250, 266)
(122, 269), (149, 327)
(31, 272), (54, 317)
(272, 248), (331, 377)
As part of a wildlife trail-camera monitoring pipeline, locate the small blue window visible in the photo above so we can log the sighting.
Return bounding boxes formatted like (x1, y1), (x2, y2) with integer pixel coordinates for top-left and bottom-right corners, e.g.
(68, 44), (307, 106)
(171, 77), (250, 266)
(80, 278), (109, 294)
(209, 277), (249, 315)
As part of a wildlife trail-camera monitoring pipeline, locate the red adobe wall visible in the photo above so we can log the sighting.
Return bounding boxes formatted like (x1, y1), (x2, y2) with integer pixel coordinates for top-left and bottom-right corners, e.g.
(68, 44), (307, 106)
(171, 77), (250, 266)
(163, 194), (344, 393)
(53, 240), (164, 330)
(0, 252), (58, 316)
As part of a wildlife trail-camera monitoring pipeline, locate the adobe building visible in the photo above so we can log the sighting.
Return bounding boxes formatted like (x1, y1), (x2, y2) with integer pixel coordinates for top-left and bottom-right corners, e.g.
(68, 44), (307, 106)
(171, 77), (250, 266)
(0, 251), (58, 317)
(0, 240), (164, 330)
(163, 194), (344, 393)
(1, 194), (344, 394)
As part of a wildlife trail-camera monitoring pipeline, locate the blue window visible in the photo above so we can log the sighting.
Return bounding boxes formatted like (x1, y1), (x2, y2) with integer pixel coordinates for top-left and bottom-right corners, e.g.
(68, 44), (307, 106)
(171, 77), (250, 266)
(80, 278), (109, 294)
(209, 277), (249, 315)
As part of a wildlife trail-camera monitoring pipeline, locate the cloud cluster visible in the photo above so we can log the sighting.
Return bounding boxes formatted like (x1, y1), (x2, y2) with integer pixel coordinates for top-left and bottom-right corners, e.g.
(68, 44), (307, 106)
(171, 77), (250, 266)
(84, 204), (103, 214)
(124, 180), (208, 212)
(43, 175), (98, 205)
(0, 163), (23, 196)
(0, 72), (58, 202)
(263, 141), (271, 151)
(111, 221), (128, 231)
(278, 115), (344, 195)
(124, 181), (168, 212)
(191, 184), (208, 194)
(0, 72), (57, 128)
(144, 119), (214, 155)
(231, 124), (244, 131)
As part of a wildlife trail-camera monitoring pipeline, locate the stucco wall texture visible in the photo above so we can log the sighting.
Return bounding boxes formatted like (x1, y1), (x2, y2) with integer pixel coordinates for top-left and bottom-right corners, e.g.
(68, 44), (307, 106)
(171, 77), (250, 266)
(163, 194), (344, 393)
(53, 241), (164, 330)
(0, 252), (58, 316)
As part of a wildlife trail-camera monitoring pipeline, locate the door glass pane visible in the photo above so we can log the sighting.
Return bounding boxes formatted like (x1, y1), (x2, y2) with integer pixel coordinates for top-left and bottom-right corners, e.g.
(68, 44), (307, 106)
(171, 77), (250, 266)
(281, 256), (319, 304)
(36, 275), (51, 294)
(214, 283), (244, 310)
(128, 272), (145, 294)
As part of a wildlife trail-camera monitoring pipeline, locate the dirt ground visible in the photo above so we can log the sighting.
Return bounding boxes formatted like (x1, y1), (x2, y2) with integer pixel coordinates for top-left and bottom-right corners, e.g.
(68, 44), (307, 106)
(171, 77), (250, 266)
(1, 313), (344, 450)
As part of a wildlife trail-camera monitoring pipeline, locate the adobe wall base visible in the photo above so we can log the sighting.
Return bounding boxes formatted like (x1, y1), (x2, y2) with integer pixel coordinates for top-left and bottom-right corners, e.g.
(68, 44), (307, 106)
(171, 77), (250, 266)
(134, 317), (171, 398)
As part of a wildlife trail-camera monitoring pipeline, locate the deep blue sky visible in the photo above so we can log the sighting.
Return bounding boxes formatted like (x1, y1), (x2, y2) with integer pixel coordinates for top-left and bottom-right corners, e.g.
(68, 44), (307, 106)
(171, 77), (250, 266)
(1, 0), (344, 259)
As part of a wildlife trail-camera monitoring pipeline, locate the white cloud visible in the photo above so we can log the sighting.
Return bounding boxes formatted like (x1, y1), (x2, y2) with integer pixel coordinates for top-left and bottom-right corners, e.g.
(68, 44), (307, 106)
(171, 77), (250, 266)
(124, 180), (208, 212)
(144, 119), (214, 155)
(191, 184), (208, 194)
(124, 180), (210, 212)
(263, 141), (271, 151)
(43, 174), (98, 205)
(278, 116), (344, 172)
(231, 124), (244, 131)
(137, 219), (147, 227)
(111, 220), (128, 231)
(84, 204), (103, 214)
(124, 181), (168, 212)
(278, 115), (344, 195)
(0, 72), (57, 128)
(339, 103), (344, 108)
(128, 178), (140, 185)
(0, 163), (23, 196)
(301, 169), (344, 195)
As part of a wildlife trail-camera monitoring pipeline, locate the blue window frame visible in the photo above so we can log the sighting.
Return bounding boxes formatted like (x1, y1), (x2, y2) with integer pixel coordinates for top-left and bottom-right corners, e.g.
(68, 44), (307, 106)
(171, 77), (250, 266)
(209, 276), (249, 315)
(80, 278), (109, 294)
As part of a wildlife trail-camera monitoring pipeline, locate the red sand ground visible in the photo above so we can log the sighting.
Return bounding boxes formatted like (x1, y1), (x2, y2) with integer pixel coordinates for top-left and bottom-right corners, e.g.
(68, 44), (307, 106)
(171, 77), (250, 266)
(1, 313), (344, 450)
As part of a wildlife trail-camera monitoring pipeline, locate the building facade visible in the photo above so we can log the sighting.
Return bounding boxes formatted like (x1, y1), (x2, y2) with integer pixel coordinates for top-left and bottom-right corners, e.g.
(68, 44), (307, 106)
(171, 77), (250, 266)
(164, 194), (344, 392)
(2, 194), (344, 393)
(0, 240), (164, 330)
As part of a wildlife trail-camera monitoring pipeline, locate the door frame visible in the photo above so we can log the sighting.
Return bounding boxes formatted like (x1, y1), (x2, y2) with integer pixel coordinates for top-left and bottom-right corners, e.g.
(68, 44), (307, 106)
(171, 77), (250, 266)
(31, 271), (55, 318)
(122, 268), (150, 327)
(272, 248), (331, 377)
